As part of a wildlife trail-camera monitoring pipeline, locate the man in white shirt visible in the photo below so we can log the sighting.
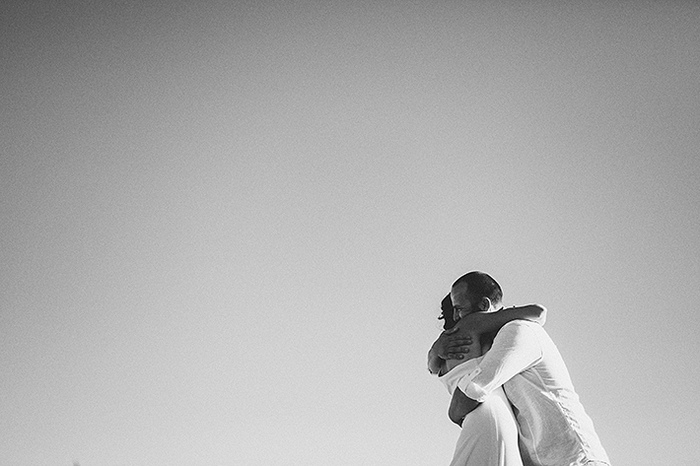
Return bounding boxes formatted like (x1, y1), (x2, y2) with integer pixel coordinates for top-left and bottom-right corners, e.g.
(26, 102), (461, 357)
(430, 271), (611, 466)
(430, 294), (547, 466)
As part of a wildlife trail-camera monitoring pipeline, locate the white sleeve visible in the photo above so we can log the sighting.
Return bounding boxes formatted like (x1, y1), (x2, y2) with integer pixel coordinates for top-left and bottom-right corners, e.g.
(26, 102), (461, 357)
(438, 357), (483, 395)
(457, 321), (542, 402)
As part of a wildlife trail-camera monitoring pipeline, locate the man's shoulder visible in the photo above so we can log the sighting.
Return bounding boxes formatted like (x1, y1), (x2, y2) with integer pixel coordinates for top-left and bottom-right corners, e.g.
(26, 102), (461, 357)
(502, 319), (541, 330)
(498, 319), (546, 341)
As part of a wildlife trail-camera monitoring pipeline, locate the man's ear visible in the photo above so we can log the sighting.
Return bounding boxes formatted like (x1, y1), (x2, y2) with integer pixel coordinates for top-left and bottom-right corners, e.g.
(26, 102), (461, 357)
(479, 297), (492, 312)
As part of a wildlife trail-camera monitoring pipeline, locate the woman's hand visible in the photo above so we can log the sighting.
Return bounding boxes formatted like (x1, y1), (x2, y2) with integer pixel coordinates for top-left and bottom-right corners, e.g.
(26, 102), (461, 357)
(433, 328), (476, 360)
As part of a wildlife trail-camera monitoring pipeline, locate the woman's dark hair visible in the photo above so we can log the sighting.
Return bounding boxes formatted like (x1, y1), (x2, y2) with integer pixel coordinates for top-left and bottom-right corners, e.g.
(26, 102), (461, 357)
(439, 294), (457, 330)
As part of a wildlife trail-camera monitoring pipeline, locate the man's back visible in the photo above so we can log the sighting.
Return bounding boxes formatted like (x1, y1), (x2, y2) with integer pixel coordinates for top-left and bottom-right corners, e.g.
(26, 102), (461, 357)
(465, 321), (610, 466)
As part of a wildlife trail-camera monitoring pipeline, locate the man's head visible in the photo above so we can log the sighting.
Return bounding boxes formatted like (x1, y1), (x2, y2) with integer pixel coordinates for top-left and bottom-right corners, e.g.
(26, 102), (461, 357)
(450, 271), (503, 321)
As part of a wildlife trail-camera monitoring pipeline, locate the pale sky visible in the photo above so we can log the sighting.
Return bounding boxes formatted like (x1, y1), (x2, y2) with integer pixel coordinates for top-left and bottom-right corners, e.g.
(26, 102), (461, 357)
(2, 1), (699, 465)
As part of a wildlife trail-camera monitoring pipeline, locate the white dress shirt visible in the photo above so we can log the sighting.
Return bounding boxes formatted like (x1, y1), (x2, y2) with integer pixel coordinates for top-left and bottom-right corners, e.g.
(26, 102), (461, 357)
(457, 321), (610, 466)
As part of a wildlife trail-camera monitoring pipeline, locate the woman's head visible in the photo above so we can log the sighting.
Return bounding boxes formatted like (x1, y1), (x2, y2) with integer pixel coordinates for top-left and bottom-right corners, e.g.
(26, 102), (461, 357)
(439, 294), (457, 330)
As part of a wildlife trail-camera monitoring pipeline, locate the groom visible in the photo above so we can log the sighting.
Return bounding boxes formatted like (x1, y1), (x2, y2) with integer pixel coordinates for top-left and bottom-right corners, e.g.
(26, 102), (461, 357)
(429, 271), (611, 466)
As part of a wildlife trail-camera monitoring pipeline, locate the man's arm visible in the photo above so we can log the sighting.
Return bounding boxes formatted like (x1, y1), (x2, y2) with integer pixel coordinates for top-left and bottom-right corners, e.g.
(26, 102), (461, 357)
(435, 304), (546, 361)
(428, 304), (546, 373)
(433, 306), (546, 424)
(448, 321), (543, 423)
(448, 388), (479, 426)
(461, 321), (542, 399)
(459, 304), (546, 336)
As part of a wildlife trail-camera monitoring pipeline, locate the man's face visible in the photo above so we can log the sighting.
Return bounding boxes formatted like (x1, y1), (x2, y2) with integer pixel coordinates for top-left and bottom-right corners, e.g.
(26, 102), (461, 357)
(450, 282), (474, 322)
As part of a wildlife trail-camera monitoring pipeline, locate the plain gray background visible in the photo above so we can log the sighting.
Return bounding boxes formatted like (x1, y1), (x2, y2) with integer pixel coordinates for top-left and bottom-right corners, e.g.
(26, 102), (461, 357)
(2, 1), (699, 464)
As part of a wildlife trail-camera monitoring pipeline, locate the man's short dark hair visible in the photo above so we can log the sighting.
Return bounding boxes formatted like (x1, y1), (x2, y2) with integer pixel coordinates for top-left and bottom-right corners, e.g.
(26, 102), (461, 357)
(452, 271), (503, 306)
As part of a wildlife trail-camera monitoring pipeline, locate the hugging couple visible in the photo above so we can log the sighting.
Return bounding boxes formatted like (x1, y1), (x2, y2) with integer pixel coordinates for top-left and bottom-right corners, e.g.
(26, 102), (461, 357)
(428, 271), (611, 466)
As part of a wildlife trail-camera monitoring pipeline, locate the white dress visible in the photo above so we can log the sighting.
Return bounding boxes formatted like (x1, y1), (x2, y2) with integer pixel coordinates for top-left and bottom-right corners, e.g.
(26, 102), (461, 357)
(439, 359), (523, 466)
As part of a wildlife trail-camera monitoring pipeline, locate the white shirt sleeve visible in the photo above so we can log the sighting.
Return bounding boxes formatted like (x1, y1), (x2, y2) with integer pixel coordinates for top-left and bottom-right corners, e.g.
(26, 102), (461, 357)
(457, 321), (543, 402)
